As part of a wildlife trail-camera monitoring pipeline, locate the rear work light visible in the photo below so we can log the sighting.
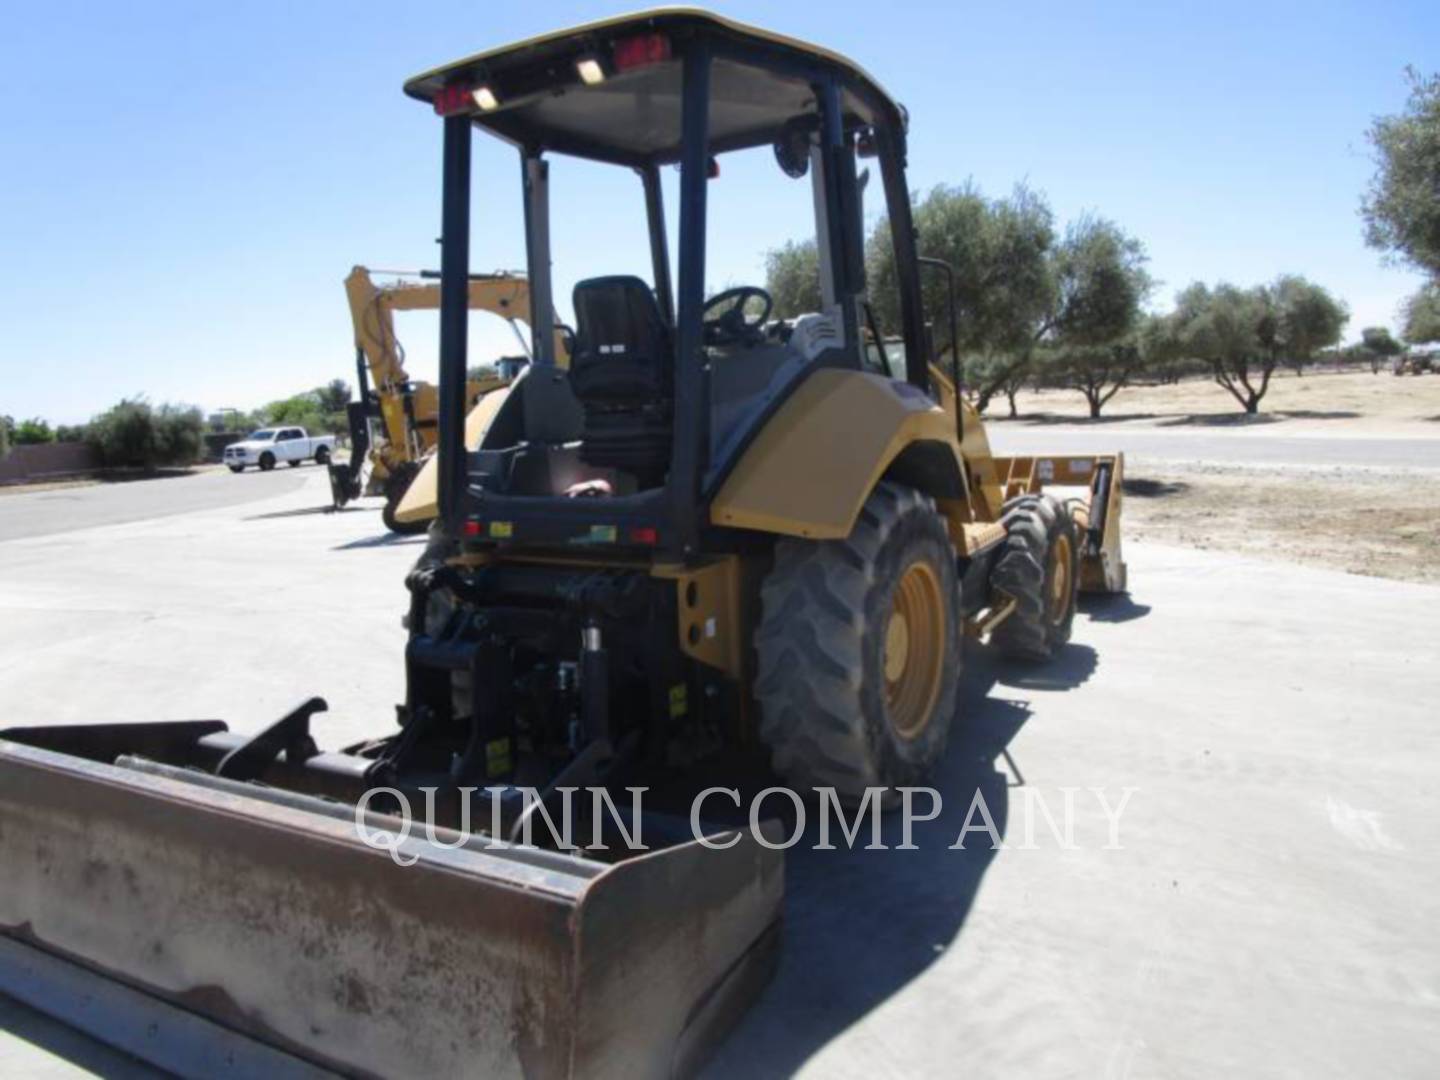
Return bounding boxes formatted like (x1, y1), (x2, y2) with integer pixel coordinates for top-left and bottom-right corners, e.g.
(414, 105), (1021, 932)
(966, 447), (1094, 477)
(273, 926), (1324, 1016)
(612, 33), (671, 72)
(576, 56), (606, 85)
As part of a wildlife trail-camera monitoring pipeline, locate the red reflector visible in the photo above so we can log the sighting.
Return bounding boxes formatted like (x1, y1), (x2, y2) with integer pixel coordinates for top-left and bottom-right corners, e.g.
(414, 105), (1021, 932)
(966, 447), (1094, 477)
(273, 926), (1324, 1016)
(630, 526), (659, 545)
(433, 84), (472, 116)
(463, 520), (482, 537)
(612, 33), (671, 72)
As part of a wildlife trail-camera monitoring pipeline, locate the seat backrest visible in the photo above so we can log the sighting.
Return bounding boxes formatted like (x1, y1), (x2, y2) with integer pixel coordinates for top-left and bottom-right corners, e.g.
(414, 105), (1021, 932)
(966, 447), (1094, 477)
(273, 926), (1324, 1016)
(569, 276), (671, 403)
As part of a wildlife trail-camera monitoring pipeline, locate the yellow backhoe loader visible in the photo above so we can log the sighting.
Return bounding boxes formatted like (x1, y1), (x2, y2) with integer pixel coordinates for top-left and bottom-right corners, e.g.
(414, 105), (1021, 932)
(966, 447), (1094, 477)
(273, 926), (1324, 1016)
(329, 265), (560, 532)
(0, 11), (1127, 1077)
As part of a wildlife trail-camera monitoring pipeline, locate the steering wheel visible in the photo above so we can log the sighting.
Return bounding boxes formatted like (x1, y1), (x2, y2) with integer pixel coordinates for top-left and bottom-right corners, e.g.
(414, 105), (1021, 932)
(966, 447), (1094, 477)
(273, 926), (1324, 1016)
(703, 286), (773, 346)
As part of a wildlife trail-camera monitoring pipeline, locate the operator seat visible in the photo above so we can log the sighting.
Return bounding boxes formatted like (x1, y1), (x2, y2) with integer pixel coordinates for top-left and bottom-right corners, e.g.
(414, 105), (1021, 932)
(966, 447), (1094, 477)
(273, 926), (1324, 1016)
(568, 276), (673, 485)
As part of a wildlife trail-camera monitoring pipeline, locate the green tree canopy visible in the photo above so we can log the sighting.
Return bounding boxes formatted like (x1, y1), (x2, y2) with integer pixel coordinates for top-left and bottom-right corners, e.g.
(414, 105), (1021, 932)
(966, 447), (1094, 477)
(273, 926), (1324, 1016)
(315, 379), (352, 414)
(260, 391), (347, 436)
(1359, 326), (1404, 373)
(1401, 283), (1440, 344)
(14, 417), (55, 445)
(1173, 277), (1348, 413)
(1363, 69), (1440, 279)
(1041, 216), (1152, 417)
(867, 182), (1056, 412)
(1265, 274), (1350, 377)
(763, 239), (823, 318)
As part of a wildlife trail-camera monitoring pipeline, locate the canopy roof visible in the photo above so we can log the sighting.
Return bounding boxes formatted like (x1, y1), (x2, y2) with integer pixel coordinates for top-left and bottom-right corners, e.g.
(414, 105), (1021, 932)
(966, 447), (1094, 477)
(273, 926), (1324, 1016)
(402, 8), (903, 165)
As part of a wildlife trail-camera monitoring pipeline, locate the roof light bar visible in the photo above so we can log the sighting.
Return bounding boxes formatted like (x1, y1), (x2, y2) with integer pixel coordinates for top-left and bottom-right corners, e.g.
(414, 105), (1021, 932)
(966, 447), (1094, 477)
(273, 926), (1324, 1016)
(432, 84), (473, 116)
(612, 33), (671, 72)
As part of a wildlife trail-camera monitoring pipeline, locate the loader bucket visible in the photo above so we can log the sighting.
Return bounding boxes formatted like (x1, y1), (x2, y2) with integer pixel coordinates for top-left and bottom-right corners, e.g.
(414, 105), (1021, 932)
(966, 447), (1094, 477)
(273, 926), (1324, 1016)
(0, 726), (782, 1078)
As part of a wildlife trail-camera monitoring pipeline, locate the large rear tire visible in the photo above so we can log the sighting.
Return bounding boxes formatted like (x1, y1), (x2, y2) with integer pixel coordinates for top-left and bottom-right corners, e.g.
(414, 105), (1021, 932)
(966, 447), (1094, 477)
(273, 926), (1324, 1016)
(990, 493), (1079, 661)
(754, 482), (961, 801)
(381, 462), (429, 535)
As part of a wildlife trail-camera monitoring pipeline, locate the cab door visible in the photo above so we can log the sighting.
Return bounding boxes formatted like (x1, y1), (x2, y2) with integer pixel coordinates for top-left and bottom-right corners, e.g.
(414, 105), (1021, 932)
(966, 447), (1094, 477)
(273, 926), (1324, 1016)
(276, 428), (304, 461)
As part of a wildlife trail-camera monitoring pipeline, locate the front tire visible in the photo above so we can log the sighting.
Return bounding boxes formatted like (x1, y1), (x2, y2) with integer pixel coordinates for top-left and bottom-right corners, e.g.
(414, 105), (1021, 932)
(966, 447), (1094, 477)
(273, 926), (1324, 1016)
(259, 452), (276, 472)
(990, 494), (1079, 661)
(754, 482), (962, 801)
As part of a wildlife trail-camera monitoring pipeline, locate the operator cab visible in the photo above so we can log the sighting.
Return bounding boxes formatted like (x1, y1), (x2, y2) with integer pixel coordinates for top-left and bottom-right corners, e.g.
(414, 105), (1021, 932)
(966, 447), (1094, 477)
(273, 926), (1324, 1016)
(406, 9), (931, 552)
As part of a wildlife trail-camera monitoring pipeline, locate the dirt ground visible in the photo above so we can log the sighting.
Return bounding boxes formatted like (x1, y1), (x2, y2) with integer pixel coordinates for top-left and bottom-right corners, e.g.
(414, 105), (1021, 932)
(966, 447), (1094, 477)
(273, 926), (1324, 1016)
(1121, 461), (1440, 585)
(987, 369), (1440, 584)
(999, 367), (1440, 435)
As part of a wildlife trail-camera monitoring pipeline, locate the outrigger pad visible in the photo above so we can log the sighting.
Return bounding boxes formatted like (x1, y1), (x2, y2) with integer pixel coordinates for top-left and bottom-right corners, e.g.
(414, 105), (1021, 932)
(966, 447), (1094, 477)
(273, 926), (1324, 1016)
(0, 737), (783, 1079)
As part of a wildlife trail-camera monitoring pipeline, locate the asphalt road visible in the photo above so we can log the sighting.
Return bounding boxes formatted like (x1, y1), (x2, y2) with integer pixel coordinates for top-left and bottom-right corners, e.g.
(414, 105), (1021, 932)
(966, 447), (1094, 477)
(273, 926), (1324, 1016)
(0, 466), (312, 542)
(989, 424), (1440, 469)
(4, 425), (1436, 548)
(0, 470), (1436, 1077)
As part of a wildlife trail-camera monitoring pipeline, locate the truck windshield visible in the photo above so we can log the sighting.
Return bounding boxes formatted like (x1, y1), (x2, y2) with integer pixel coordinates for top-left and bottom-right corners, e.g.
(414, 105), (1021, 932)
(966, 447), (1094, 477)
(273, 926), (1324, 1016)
(247, 429), (276, 440)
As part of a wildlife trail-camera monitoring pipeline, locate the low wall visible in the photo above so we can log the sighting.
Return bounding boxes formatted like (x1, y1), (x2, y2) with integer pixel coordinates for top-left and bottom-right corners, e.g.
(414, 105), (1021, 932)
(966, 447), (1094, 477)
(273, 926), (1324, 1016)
(0, 442), (98, 484)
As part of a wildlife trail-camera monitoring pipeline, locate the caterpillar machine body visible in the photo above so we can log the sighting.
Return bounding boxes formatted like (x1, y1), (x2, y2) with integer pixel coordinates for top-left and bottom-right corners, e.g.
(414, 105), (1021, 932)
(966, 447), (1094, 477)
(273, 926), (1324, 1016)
(0, 9), (1126, 1078)
(327, 265), (548, 533)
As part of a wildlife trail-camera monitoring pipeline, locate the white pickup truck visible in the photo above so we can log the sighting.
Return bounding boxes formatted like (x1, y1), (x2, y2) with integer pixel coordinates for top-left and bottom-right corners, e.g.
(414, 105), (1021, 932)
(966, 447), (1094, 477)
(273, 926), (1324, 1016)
(224, 426), (335, 473)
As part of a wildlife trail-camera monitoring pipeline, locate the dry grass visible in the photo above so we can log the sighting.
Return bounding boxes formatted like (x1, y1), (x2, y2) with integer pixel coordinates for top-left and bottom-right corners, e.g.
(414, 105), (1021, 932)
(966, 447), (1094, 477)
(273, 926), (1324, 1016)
(997, 368), (1440, 435)
(1123, 463), (1440, 585)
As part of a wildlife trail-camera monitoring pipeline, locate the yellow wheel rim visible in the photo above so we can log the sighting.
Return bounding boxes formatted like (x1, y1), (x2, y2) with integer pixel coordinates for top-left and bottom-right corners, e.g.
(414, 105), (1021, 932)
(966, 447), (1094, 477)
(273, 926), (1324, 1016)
(1046, 533), (1074, 626)
(884, 560), (946, 740)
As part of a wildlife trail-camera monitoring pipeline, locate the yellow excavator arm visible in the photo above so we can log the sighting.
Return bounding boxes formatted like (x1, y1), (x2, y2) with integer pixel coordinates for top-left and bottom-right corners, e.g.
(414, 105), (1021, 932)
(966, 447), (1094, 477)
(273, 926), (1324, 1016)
(344, 265), (538, 462)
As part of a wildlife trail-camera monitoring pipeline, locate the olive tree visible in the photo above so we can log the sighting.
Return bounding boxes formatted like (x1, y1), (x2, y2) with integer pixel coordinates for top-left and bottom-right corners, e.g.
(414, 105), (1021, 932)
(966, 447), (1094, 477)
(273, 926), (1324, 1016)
(1401, 283), (1440, 344)
(867, 183), (1056, 413)
(763, 239), (823, 318)
(1360, 326), (1404, 373)
(1362, 68), (1440, 278)
(1040, 216), (1151, 417)
(1173, 277), (1348, 413)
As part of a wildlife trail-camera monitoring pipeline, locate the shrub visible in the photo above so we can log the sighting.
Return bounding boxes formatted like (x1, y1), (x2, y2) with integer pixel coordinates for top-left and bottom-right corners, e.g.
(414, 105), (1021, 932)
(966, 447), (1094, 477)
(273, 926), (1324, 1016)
(86, 398), (204, 469)
(15, 417), (54, 444)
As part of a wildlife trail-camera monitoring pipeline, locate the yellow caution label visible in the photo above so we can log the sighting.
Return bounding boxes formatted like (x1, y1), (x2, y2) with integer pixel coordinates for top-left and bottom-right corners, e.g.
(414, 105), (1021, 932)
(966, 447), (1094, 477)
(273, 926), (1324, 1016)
(489, 521), (514, 538)
(485, 737), (513, 778)
(669, 683), (688, 718)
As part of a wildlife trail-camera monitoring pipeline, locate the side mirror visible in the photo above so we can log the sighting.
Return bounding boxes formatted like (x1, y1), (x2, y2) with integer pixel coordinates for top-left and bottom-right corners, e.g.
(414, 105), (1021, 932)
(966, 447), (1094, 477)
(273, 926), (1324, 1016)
(773, 117), (812, 179)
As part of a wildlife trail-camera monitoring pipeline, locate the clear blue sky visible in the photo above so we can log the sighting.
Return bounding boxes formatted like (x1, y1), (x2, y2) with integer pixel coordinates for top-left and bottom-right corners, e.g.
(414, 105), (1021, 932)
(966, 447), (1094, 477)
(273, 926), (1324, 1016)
(2, 1), (1435, 425)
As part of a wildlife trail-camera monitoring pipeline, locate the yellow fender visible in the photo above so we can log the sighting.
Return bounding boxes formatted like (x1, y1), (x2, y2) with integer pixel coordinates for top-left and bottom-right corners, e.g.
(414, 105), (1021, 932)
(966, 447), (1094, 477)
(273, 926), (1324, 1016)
(393, 385), (515, 524)
(710, 369), (967, 540)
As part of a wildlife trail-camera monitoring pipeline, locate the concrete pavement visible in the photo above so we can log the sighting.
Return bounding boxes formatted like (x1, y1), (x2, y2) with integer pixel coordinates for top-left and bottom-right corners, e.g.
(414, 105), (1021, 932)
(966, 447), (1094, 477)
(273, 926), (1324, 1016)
(0, 466), (309, 542)
(1, 471), (1438, 1077)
